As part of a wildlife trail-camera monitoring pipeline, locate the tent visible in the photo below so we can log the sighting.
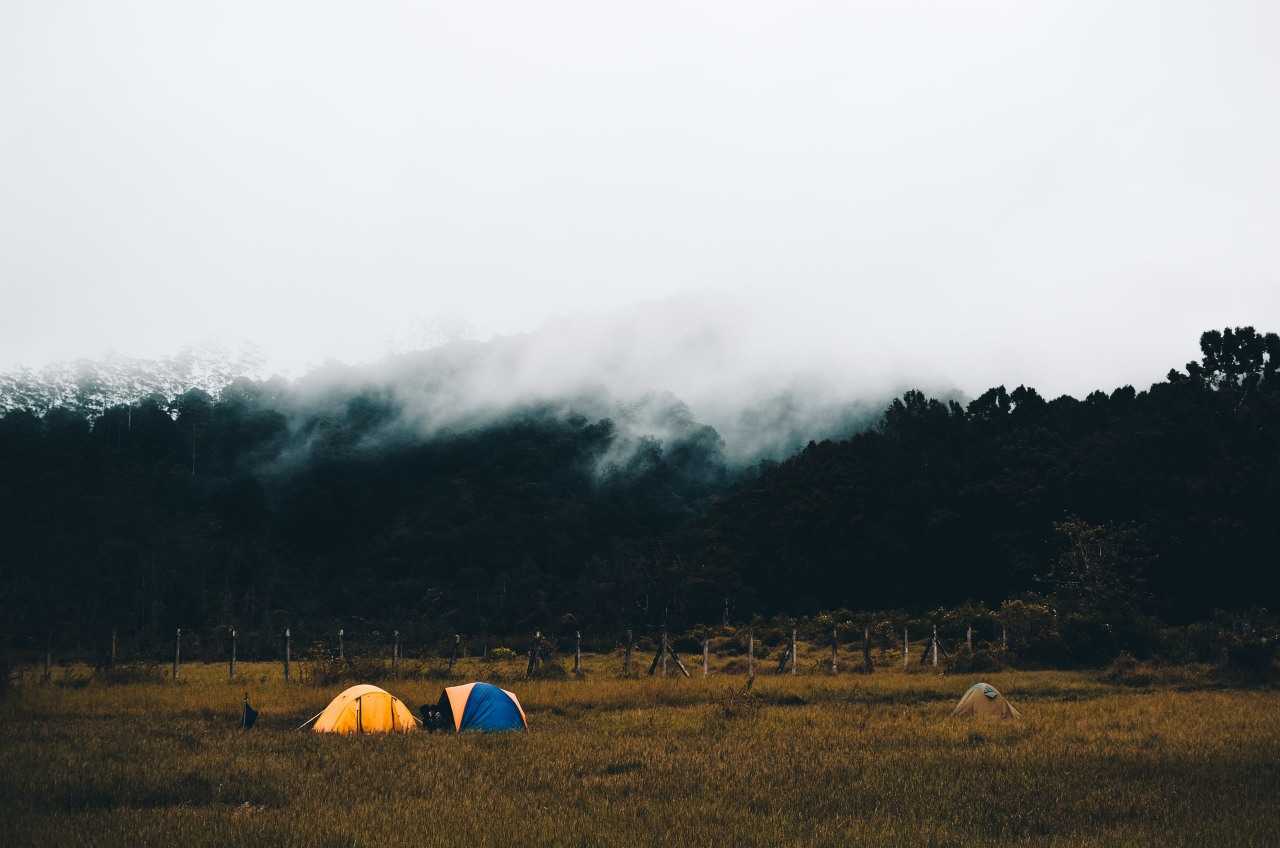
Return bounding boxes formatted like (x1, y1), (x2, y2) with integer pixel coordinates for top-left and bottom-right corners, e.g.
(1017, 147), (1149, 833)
(431, 682), (527, 733)
(310, 684), (419, 734)
(951, 682), (1022, 719)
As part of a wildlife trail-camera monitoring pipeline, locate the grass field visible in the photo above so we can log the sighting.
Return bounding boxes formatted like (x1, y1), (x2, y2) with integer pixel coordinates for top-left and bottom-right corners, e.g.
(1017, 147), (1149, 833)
(2, 653), (1278, 848)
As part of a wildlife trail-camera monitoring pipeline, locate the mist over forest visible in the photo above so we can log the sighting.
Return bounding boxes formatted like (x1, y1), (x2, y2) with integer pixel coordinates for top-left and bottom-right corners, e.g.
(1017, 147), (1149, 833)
(1, 326), (1278, 664)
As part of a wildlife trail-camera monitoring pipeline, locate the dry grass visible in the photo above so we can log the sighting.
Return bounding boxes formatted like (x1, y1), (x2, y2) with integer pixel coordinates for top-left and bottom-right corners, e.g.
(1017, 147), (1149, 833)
(2, 653), (1278, 847)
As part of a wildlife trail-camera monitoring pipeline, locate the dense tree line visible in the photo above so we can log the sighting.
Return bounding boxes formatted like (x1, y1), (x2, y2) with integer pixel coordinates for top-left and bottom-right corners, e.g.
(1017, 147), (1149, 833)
(1, 328), (1277, 660)
(697, 327), (1280, 622)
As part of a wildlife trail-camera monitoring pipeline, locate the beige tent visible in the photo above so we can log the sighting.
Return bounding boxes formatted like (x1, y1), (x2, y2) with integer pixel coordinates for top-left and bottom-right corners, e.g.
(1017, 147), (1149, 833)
(951, 682), (1021, 719)
(310, 684), (418, 734)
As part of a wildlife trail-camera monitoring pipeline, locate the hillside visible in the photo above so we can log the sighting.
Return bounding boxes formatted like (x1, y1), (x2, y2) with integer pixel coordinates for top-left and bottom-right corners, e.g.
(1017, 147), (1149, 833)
(1, 327), (1277, 658)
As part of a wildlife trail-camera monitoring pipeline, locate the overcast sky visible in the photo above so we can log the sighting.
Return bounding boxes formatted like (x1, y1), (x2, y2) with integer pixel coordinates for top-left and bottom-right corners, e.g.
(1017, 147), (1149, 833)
(2, 0), (1278, 402)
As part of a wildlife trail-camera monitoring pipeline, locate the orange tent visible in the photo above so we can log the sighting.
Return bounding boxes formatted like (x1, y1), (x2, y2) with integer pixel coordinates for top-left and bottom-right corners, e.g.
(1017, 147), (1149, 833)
(311, 684), (418, 734)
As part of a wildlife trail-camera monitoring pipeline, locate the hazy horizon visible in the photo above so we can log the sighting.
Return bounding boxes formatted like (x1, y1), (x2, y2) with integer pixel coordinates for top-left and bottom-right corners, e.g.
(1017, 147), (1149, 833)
(4, 1), (1278, 406)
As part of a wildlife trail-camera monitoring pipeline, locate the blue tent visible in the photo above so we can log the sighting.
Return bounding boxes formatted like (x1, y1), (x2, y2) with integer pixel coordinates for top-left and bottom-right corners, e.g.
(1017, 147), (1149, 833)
(435, 682), (528, 733)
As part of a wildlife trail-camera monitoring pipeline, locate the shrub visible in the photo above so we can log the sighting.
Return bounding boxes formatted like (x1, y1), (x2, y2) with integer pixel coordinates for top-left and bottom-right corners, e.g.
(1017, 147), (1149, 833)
(708, 636), (742, 656)
(716, 683), (762, 720)
(487, 646), (517, 662)
(1101, 652), (1152, 686)
(672, 635), (701, 654)
(1224, 638), (1277, 681)
(302, 642), (350, 686)
(1112, 615), (1163, 661)
(1185, 622), (1222, 663)
(708, 631), (772, 658)
(528, 661), (568, 680)
(96, 662), (166, 686)
(1017, 632), (1072, 669)
(947, 648), (1007, 674)
(756, 627), (786, 648)
(1060, 615), (1120, 667)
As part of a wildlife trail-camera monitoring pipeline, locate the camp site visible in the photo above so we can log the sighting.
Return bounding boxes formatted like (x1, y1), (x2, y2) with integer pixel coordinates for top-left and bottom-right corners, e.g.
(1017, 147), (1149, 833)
(3, 620), (1279, 848)
(5, 1), (1280, 845)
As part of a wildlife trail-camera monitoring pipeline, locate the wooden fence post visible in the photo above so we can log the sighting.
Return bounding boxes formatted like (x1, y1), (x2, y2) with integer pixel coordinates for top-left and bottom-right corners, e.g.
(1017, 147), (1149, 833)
(931, 625), (938, 667)
(830, 623), (838, 674)
(574, 631), (581, 675)
(863, 624), (873, 674)
(967, 625), (973, 653)
(283, 628), (291, 682)
(660, 628), (668, 677)
(702, 637), (709, 676)
(449, 634), (460, 672)
(790, 626), (798, 675)
(903, 627), (909, 670)
(624, 629), (632, 676)
(229, 628), (237, 679)
(526, 630), (541, 677)
(173, 627), (181, 682)
(723, 598), (729, 627)
(748, 627), (755, 681)
(338, 628), (344, 662)
(394, 630), (401, 677)
(110, 627), (117, 669)
(1002, 625), (1008, 650)
(43, 633), (51, 683)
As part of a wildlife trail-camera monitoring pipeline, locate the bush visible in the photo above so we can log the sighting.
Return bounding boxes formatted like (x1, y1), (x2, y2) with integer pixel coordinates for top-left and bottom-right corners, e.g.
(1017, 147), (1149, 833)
(947, 648), (1007, 674)
(96, 662), (166, 686)
(302, 642), (351, 686)
(1101, 652), (1152, 686)
(672, 635), (701, 654)
(1061, 615), (1120, 667)
(528, 661), (568, 680)
(756, 627), (786, 648)
(1224, 638), (1277, 681)
(1016, 632), (1072, 669)
(708, 636), (742, 656)
(708, 631), (775, 658)
(487, 646), (517, 662)
(716, 683), (762, 720)
(1185, 622), (1222, 663)
(1112, 615), (1162, 661)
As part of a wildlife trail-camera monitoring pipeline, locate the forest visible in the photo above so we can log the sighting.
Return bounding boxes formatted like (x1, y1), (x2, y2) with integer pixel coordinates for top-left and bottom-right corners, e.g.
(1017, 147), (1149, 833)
(1, 327), (1278, 663)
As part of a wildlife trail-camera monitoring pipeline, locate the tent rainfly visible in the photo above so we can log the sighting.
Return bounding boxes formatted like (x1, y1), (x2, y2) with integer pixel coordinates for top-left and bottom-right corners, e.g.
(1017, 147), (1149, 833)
(432, 682), (527, 733)
(951, 682), (1022, 720)
(308, 684), (418, 734)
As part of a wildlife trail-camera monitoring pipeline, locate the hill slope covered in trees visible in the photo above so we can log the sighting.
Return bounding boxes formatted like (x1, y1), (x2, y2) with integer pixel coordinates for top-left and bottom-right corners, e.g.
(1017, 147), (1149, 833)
(1, 328), (1277, 658)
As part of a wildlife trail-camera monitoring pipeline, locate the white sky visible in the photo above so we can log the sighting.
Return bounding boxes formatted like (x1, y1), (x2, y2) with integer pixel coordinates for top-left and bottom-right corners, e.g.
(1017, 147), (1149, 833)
(2, 0), (1278, 402)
